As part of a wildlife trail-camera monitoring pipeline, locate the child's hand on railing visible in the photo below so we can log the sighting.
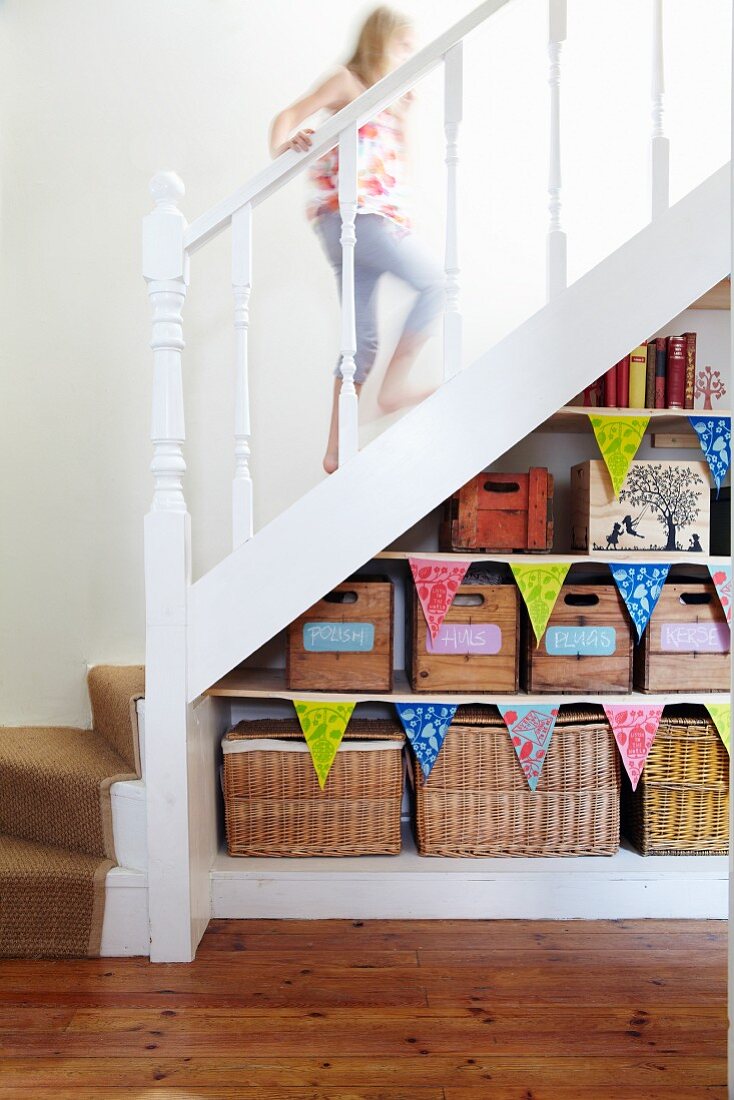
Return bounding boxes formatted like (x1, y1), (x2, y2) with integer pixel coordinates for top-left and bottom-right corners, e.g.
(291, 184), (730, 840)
(276, 128), (315, 156)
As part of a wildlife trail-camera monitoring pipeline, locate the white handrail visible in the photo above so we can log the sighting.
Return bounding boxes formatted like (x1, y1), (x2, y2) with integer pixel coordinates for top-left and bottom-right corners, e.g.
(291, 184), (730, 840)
(183, 0), (512, 254)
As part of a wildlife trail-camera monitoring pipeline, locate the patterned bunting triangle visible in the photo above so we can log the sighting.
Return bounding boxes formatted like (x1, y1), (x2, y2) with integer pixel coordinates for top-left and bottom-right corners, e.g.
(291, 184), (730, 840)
(609, 563), (670, 641)
(498, 705), (559, 791)
(395, 703), (458, 780)
(409, 557), (471, 642)
(688, 416), (731, 496)
(708, 564), (732, 626)
(706, 703), (730, 755)
(510, 563), (570, 646)
(603, 704), (664, 791)
(589, 415), (650, 498)
(294, 701), (356, 788)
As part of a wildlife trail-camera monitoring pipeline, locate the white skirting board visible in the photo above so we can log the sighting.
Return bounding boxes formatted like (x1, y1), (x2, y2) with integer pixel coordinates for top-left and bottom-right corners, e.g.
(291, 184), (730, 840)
(210, 826), (728, 921)
(100, 867), (149, 956)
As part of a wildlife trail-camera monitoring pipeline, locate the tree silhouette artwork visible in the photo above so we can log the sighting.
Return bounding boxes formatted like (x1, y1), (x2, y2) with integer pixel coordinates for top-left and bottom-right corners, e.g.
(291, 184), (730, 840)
(695, 365), (727, 410)
(619, 463), (704, 551)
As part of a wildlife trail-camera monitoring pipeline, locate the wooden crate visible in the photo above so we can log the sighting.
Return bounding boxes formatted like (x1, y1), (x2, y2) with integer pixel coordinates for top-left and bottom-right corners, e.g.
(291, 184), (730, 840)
(634, 580), (731, 693)
(522, 583), (633, 694)
(571, 459), (710, 554)
(440, 468), (554, 553)
(407, 582), (519, 693)
(287, 575), (393, 692)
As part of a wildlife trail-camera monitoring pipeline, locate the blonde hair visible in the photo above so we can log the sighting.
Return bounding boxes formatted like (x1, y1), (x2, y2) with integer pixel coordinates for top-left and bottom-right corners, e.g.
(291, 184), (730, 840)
(345, 5), (413, 89)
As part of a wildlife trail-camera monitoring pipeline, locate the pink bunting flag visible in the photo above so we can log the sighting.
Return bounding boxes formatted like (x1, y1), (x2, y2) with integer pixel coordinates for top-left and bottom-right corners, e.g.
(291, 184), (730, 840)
(409, 557), (471, 643)
(603, 704), (664, 792)
(709, 565), (732, 626)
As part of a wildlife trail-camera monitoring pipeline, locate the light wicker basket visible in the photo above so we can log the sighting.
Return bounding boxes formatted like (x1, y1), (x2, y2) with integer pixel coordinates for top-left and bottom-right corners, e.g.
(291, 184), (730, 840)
(623, 708), (729, 856)
(414, 705), (620, 857)
(222, 718), (405, 857)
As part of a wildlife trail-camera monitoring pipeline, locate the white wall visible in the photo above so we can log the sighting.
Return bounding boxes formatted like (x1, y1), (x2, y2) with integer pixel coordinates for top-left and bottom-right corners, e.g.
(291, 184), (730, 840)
(0, 0), (730, 722)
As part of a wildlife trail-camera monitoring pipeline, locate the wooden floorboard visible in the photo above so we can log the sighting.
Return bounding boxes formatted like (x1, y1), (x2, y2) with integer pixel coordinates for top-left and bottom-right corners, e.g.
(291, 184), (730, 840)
(0, 918), (726, 1097)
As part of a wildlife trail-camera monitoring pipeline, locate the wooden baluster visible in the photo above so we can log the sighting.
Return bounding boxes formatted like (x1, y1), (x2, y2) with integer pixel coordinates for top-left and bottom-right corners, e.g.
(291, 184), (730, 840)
(650, 0), (669, 218)
(443, 42), (463, 379)
(142, 170), (196, 962)
(547, 0), (567, 299)
(337, 123), (359, 466)
(232, 203), (253, 546)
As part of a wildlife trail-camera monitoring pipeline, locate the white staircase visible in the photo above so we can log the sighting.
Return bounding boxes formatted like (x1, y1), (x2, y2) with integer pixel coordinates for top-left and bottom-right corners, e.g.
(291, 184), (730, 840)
(137, 0), (732, 962)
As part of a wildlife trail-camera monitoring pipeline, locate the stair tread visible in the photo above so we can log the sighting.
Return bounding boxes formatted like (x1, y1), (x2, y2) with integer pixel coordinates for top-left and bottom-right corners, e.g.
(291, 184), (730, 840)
(0, 833), (112, 877)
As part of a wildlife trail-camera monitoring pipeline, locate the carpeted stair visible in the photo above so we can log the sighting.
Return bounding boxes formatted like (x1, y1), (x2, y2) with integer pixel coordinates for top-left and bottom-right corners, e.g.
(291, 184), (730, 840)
(0, 665), (145, 958)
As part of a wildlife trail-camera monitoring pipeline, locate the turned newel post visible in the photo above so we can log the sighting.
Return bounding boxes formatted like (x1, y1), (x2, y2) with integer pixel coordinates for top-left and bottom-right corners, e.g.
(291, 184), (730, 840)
(337, 123), (359, 467)
(141, 170), (196, 963)
(546, 0), (567, 299)
(232, 203), (254, 546)
(443, 42), (463, 380)
(650, 0), (670, 218)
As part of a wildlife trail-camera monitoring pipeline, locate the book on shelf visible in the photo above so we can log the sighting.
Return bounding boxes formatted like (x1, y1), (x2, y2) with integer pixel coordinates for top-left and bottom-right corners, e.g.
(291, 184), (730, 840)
(654, 337), (667, 408)
(645, 340), (656, 408)
(603, 361), (617, 407)
(683, 331), (697, 410)
(666, 335), (687, 409)
(628, 343), (648, 408)
(616, 354), (630, 408)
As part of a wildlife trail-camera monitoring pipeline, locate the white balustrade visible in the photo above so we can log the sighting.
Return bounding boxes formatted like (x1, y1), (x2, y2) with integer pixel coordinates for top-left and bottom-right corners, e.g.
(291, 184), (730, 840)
(546, 0), (567, 298)
(650, 0), (670, 218)
(337, 122), (360, 467)
(232, 203), (254, 546)
(443, 42), (463, 379)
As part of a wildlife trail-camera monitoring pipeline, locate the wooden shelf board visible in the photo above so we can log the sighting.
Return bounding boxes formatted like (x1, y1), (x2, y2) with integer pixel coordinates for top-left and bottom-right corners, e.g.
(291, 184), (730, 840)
(537, 406), (731, 433)
(206, 666), (728, 706)
(376, 550), (729, 566)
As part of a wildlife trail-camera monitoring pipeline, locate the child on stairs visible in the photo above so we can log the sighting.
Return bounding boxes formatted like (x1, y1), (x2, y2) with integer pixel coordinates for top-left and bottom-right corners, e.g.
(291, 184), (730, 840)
(269, 5), (445, 473)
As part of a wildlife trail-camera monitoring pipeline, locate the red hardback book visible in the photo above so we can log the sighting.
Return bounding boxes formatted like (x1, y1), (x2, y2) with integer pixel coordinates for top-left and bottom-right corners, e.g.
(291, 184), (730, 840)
(645, 341), (656, 407)
(603, 363), (618, 407)
(654, 337), (667, 408)
(666, 336), (687, 408)
(616, 355), (630, 408)
(682, 331), (697, 409)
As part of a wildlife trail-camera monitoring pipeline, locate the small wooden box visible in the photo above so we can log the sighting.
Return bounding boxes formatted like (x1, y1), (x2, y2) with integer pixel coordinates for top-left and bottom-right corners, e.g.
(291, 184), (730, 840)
(571, 459), (710, 555)
(634, 581), (731, 693)
(522, 583), (633, 694)
(287, 575), (393, 693)
(440, 468), (554, 553)
(407, 583), (519, 693)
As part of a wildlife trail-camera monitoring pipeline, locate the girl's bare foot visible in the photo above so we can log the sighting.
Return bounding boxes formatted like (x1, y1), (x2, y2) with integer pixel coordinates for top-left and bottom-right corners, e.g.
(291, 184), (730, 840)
(377, 383), (437, 414)
(323, 451), (339, 475)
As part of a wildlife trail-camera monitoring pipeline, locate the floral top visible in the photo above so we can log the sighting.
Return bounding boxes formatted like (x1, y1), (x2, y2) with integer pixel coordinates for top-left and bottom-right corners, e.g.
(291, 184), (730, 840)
(305, 107), (411, 229)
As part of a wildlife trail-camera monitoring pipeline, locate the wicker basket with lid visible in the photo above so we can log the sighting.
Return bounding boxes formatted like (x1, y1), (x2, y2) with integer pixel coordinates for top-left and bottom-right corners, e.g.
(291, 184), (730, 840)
(414, 704), (620, 857)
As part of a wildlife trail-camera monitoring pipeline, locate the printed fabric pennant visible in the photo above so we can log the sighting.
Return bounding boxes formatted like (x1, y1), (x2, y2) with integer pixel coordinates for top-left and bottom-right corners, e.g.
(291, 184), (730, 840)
(689, 416), (731, 496)
(498, 705), (559, 791)
(409, 557), (471, 643)
(510, 563), (571, 646)
(610, 563), (670, 641)
(708, 564), (732, 626)
(395, 703), (458, 780)
(293, 700), (356, 789)
(603, 704), (665, 791)
(589, 415), (650, 498)
(706, 703), (730, 755)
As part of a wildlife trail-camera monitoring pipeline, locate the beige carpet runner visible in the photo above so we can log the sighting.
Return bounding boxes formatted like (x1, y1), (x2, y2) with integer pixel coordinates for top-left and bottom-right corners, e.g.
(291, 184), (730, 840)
(0, 665), (144, 958)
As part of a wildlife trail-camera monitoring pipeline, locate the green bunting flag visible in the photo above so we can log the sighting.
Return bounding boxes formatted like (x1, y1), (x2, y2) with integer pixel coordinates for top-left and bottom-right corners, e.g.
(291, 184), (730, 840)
(510, 563), (571, 646)
(294, 700), (356, 788)
(589, 415), (650, 498)
(706, 703), (730, 755)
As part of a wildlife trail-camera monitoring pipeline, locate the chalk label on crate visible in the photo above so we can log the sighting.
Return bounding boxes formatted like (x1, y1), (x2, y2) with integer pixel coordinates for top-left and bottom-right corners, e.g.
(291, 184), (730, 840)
(303, 622), (375, 652)
(660, 623), (731, 653)
(425, 624), (502, 655)
(544, 626), (617, 656)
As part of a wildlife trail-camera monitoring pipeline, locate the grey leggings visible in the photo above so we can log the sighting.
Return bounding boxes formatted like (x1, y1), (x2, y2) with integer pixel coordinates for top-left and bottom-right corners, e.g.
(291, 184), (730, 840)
(312, 211), (445, 384)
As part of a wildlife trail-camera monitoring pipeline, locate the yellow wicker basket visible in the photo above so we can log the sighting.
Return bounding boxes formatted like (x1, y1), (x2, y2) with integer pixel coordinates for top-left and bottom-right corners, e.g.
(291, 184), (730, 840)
(414, 705), (620, 857)
(222, 718), (405, 857)
(623, 708), (729, 855)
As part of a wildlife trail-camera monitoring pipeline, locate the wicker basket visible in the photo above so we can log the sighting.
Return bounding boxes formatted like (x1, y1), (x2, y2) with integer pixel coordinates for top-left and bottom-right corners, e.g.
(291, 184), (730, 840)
(623, 708), (729, 855)
(222, 718), (405, 857)
(414, 705), (620, 857)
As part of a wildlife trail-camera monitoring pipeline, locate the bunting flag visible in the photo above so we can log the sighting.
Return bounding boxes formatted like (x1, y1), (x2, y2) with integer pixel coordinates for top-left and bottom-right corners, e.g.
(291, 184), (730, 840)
(510, 563), (571, 646)
(293, 700), (356, 788)
(689, 416), (731, 496)
(709, 565), (732, 626)
(609, 563), (670, 641)
(706, 703), (730, 754)
(409, 557), (471, 643)
(603, 704), (665, 791)
(589, 414), (650, 498)
(395, 703), (458, 780)
(498, 705), (559, 791)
